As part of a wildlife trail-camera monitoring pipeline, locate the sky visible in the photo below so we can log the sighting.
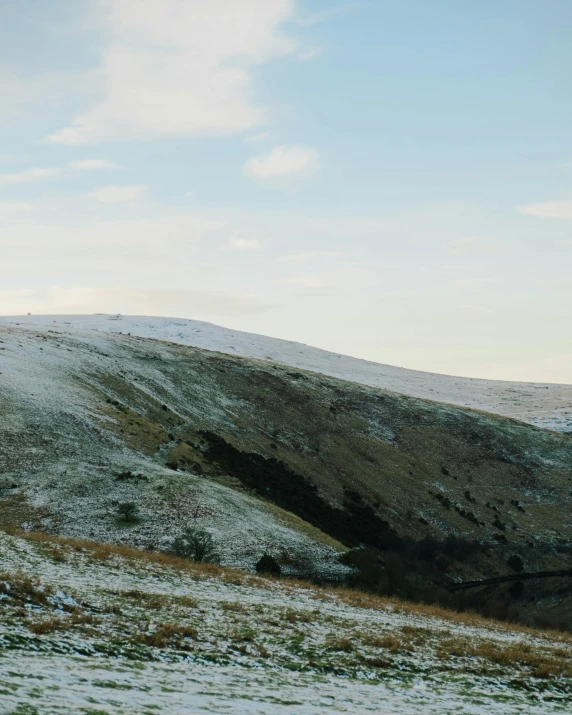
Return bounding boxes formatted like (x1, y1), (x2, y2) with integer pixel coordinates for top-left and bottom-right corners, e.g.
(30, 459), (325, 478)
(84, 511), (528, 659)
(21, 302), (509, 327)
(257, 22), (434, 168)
(1, 0), (572, 383)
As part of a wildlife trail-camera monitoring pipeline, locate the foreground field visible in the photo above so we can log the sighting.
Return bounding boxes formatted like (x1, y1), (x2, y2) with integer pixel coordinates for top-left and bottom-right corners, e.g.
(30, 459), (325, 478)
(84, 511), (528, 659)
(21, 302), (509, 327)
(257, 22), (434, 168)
(0, 530), (570, 714)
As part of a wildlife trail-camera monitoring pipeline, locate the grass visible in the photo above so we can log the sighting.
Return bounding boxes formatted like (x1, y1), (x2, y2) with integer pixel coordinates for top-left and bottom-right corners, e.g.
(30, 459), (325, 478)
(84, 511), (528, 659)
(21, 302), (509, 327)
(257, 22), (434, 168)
(437, 637), (572, 679)
(0, 526), (571, 705)
(134, 623), (198, 650)
(0, 572), (53, 608)
(7, 526), (572, 647)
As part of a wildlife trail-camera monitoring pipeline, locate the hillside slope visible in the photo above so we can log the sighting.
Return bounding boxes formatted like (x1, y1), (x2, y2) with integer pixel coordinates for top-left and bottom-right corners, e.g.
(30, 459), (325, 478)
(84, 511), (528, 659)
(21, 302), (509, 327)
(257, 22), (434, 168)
(2, 313), (571, 432)
(1, 320), (572, 620)
(1, 529), (570, 713)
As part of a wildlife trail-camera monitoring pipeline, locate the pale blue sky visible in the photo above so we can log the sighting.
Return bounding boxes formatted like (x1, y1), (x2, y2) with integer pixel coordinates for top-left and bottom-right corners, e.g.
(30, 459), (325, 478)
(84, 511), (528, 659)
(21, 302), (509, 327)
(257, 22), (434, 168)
(1, 1), (571, 381)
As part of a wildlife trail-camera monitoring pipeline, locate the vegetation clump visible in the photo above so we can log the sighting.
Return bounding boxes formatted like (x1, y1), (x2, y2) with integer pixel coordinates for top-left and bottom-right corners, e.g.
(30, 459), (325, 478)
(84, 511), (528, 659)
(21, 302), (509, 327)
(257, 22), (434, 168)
(508, 554), (524, 572)
(117, 502), (139, 522)
(169, 527), (219, 563)
(255, 553), (281, 576)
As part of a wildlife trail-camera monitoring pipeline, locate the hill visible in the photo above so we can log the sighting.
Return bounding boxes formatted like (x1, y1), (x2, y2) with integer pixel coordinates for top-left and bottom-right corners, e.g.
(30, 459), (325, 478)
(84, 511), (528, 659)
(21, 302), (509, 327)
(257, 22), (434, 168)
(1, 319), (572, 629)
(2, 313), (571, 432)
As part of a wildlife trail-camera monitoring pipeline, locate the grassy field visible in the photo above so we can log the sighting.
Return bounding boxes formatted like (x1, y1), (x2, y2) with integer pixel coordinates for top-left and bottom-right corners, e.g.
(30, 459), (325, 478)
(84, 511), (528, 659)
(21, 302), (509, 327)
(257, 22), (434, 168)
(0, 529), (571, 714)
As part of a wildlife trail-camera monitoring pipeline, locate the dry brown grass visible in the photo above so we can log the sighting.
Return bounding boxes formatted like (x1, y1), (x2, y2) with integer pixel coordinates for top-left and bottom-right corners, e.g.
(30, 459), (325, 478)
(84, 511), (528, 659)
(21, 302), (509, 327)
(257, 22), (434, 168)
(5, 527), (572, 648)
(222, 601), (245, 613)
(437, 637), (572, 679)
(0, 494), (52, 532)
(114, 589), (167, 609)
(0, 572), (53, 607)
(28, 617), (67, 635)
(10, 528), (253, 584)
(174, 595), (199, 609)
(362, 633), (402, 652)
(325, 635), (355, 652)
(283, 608), (313, 623)
(27, 612), (98, 635)
(328, 585), (572, 643)
(134, 623), (198, 650)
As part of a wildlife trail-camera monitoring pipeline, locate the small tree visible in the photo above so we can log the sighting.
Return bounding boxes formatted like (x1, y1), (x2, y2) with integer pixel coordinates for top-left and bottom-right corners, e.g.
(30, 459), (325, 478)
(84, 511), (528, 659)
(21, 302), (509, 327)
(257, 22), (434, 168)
(169, 527), (219, 563)
(117, 501), (138, 522)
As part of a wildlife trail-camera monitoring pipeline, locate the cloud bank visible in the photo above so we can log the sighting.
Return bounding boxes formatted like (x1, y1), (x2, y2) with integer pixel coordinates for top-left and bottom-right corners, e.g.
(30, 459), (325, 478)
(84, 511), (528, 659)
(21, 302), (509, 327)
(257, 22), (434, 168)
(45, 0), (297, 145)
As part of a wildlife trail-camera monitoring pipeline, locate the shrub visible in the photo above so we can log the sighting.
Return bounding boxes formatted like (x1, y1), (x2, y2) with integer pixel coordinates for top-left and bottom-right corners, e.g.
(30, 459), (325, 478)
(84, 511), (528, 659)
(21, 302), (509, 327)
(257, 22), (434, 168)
(507, 554), (524, 572)
(169, 527), (219, 563)
(255, 554), (281, 576)
(117, 502), (138, 522)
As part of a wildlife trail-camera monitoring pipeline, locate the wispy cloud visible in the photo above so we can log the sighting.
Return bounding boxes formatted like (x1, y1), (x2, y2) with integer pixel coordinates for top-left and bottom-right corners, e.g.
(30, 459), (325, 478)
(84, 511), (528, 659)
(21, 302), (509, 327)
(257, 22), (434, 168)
(45, 0), (298, 145)
(0, 201), (33, 216)
(244, 145), (320, 183)
(460, 304), (494, 314)
(244, 132), (271, 143)
(277, 275), (329, 287)
(0, 167), (60, 185)
(69, 159), (122, 170)
(83, 185), (146, 203)
(277, 250), (341, 262)
(519, 199), (572, 220)
(442, 236), (500, 255)
(296, 3), (361, 27)
(227, 236), (259, 250)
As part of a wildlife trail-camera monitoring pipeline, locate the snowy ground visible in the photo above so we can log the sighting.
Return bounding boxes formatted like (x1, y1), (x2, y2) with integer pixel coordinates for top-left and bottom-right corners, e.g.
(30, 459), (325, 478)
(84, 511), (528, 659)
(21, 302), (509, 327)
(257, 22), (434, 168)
(2, 313), (571, 432)
(0, 321), (346, 574)
(0, 530), (570, 714)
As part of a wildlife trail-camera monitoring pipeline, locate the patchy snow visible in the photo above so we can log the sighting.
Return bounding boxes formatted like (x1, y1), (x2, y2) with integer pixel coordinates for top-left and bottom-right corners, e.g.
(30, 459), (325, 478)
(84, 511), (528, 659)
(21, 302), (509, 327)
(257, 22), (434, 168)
(0, 322), (348, 574)
(0, 531), (569, 714)
(2, 313), (571, 432)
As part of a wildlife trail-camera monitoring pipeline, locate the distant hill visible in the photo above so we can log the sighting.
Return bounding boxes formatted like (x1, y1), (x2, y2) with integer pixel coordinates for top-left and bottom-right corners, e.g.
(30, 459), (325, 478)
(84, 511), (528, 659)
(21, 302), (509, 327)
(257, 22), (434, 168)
(2, 313), (571, 432)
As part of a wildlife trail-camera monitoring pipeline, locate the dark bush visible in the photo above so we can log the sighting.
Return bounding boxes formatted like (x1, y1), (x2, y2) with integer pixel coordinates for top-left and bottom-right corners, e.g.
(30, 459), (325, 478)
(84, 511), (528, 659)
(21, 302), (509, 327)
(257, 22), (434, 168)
(507, 554), (524, 572)
(255, 554), (281, 576)
(169, 527), (219, 563)
(116, 471), (147, 482)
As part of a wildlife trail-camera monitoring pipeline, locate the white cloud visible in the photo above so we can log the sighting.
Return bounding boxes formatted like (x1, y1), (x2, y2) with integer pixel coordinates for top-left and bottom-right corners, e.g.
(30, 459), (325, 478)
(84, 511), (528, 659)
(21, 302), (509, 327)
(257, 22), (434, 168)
(0, 201), (33, 214)
(0, 167), (60, 185)
(69, 159), (121, 170)
(460, 304), (494, 314)
(228, 236), (259, 250)
(308, 218), (389, 235)
(244, 145), (320, 182)
(277, 275), (329, 287)
(83, 185), (146, 203)
(296, 3), (360, 27)
(277, 251), (341, 262)
(45, 0), (298, 145)
(519, 199), (572, 220)
(244, 131), (271, 143)
(442, 236), (499, 255)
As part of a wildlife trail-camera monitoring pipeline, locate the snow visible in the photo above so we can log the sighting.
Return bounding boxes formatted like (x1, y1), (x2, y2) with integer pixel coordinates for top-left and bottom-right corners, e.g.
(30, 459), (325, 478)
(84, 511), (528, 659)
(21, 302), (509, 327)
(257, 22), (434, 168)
(0, 530), (569, 714)
(2, 313), (571, 432)
(0, 322), (347, 573)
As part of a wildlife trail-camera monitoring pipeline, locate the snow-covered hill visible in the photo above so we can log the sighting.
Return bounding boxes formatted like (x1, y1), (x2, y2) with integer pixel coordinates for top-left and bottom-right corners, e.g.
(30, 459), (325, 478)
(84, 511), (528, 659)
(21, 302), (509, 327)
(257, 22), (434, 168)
(2, 313), (571, 432)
